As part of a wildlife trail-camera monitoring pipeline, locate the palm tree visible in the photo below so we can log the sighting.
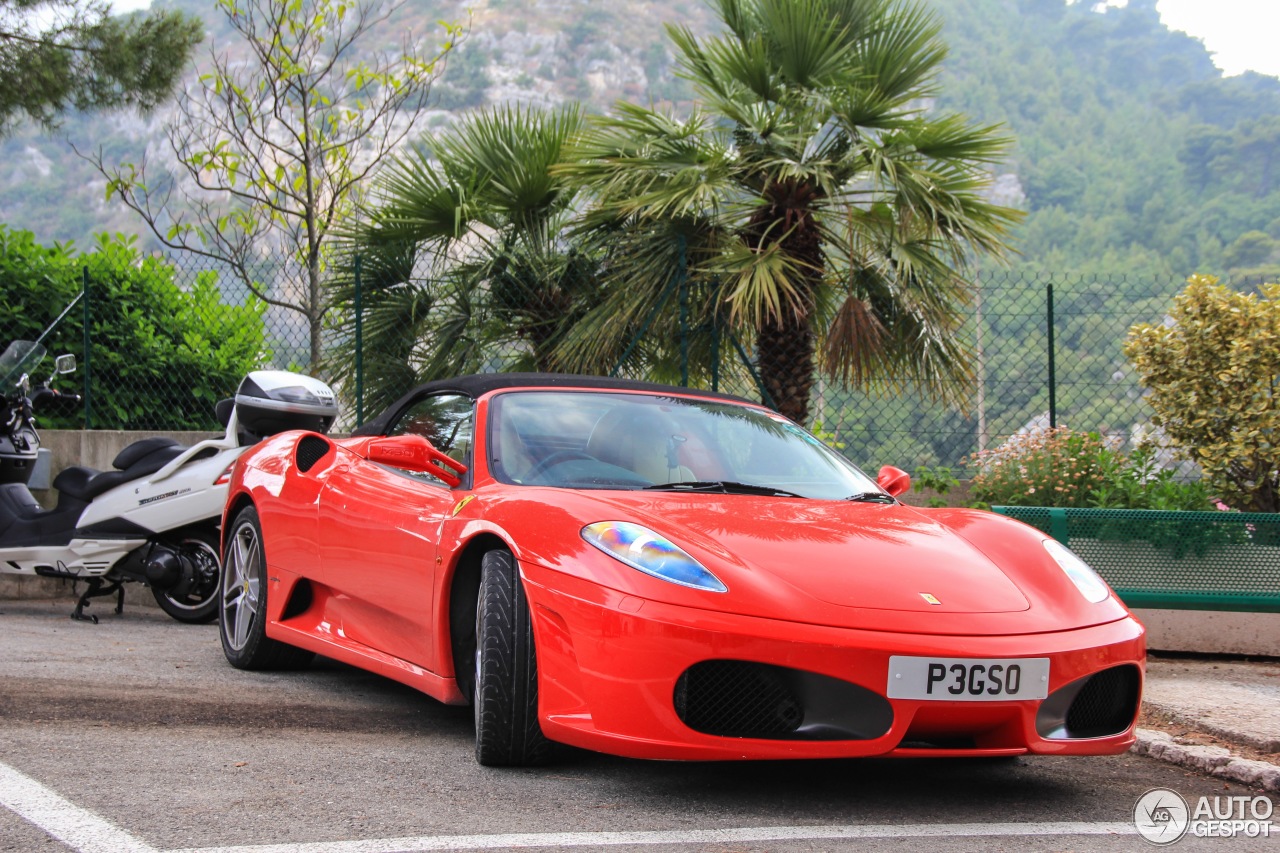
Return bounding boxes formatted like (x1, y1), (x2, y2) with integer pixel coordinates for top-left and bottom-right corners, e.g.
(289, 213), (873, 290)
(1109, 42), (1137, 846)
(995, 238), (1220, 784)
(556, 0), (1021, 424)
(329, 104), (593, 413)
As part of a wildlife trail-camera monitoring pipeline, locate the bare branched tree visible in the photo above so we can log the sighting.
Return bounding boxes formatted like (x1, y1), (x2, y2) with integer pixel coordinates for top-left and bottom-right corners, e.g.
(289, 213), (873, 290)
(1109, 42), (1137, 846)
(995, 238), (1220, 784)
(83, 0), (459, 369)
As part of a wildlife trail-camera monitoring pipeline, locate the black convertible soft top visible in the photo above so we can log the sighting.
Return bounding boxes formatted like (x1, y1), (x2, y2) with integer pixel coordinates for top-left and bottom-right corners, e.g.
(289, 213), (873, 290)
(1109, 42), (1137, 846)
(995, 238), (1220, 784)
(352, 372), (762, 436)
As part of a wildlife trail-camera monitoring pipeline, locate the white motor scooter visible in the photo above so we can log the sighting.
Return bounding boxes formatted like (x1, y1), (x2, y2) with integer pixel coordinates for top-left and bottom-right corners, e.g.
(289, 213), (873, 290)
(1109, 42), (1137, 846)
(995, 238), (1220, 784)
(0, 343), (337, 623)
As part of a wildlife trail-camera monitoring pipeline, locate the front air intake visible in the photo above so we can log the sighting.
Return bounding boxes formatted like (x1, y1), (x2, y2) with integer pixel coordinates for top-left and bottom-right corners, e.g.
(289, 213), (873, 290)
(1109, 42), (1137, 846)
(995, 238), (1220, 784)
(1036, 664), (1141, 740)
(1065, 665), (1141, 737)
(675, 660), (803, 738)
(673, 660), (892, 741)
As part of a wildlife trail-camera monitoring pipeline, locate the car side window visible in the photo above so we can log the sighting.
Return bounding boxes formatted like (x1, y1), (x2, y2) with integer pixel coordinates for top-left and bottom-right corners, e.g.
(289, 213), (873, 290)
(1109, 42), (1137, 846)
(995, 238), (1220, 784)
(385, 393), (474, 485)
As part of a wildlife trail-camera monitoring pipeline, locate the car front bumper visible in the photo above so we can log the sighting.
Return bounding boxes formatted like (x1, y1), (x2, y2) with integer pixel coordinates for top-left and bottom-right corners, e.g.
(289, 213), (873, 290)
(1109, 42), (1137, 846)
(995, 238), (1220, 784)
(522, 566), (1146, 761)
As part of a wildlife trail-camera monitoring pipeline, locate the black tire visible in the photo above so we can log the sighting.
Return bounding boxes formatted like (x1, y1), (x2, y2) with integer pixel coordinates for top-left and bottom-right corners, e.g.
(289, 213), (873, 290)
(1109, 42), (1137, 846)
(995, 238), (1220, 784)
(151, 527), (222, 624)
(219, 506), (314, 670)
(474, 548), (553, 766)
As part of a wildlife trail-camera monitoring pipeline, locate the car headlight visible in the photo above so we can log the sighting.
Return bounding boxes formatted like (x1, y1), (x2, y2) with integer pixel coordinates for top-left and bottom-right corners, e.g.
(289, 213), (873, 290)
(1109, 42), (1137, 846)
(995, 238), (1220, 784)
(581, 521), (727, 593)
(1043, 539), (1110, 603)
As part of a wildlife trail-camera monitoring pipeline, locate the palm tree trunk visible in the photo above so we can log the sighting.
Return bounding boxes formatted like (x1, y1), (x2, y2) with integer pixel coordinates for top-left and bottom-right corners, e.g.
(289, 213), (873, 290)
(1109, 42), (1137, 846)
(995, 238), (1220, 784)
(757, 313), (815, 424)
(747, 179), (823, 425)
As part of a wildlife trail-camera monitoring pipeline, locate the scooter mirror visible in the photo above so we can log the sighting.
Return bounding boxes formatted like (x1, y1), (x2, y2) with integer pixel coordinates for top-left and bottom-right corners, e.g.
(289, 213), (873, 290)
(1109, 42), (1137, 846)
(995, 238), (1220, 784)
(54, 354), (76, 375)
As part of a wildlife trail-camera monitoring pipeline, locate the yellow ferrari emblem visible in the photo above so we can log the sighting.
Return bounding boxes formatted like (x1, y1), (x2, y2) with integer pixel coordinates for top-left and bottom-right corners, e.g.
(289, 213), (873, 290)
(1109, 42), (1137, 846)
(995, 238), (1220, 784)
(450, 495), (476, 517)
(919, 592), (942, 605)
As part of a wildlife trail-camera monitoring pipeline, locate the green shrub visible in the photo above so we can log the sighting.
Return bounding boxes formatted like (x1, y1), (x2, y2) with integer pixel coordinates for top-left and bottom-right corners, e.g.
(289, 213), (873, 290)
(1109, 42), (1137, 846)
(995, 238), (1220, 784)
(0, 227), (267, 430)
(1124, 275), (1280, 512)
(910, 465), (982, 508)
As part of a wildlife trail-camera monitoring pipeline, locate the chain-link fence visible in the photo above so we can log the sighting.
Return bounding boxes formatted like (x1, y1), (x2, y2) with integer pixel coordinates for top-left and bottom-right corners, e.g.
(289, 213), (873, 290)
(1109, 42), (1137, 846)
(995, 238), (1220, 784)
(814, 273), (1193, 474)
(0, 248), (314, 432)
(0, 244), (1225, 474)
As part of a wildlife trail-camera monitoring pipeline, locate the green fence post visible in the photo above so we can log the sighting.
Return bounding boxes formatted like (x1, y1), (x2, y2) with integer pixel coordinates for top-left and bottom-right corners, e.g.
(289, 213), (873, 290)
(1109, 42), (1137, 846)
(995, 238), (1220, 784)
(611, 277), (677, 378)
(678, 236), (688, 387)
(727, 329), (775, 411)
(1046, 281), (1056, 429)
(1048, 507), (1069, 545)
(81, 266), (91, 429)
(710, 298), (720, 393)
(354, 255), (363, 427)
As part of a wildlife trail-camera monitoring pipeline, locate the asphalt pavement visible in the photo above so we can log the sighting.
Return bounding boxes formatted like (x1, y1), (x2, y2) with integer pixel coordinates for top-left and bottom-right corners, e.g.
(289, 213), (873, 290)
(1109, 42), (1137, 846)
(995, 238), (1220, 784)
(3, 594), (1277, 792)
(0, 596), (1277, 853)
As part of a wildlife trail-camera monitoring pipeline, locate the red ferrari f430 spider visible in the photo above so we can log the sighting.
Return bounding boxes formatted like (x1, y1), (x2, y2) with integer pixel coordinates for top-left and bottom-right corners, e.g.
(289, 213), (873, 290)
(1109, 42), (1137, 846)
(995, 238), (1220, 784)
(219, 374), (1144, 766)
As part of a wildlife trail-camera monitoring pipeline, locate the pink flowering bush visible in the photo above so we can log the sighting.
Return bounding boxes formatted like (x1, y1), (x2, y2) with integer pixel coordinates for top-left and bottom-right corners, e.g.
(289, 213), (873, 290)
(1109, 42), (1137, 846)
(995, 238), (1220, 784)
(965, 428), (1113, 508)
(964, 427), (1215, 510)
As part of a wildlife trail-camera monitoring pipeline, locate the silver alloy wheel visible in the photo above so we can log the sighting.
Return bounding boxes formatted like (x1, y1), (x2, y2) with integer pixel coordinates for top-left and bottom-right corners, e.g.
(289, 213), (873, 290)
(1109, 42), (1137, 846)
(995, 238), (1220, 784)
(221, 519), (262, 652)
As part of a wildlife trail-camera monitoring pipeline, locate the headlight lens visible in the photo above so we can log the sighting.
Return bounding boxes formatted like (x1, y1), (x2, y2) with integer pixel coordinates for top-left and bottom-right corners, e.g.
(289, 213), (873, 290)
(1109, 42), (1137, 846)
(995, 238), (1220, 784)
(581, 521), (727, 593)
(1043, 539), (1110, 603)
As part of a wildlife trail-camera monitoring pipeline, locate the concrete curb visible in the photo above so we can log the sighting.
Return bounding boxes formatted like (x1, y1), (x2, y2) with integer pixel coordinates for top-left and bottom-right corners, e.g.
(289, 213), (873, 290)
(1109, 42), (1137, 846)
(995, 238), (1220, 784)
(1144, 699), (1280, 755)
(1134, 728), (1280, 793)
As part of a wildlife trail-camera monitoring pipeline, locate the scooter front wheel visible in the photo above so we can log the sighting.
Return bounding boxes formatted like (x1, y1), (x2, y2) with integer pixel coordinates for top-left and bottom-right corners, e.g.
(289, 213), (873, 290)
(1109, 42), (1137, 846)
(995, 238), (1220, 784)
(151, 528), (221, 624)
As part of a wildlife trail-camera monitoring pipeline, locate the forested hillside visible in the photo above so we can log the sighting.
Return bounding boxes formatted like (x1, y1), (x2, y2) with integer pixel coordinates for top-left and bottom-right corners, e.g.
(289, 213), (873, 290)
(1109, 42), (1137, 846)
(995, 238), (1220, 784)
(2, 0), (1278, 282)
(935, 0), (1280, 282)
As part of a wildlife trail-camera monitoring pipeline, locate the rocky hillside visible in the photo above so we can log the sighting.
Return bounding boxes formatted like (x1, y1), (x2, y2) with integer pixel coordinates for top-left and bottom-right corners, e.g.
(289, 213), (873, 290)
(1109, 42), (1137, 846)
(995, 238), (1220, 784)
(3, 0), (1279, 283)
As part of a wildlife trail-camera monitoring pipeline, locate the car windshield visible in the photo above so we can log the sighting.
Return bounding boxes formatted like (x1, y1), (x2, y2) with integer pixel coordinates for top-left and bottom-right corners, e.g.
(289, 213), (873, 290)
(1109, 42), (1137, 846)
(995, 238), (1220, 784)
(488, 390), (881, 500)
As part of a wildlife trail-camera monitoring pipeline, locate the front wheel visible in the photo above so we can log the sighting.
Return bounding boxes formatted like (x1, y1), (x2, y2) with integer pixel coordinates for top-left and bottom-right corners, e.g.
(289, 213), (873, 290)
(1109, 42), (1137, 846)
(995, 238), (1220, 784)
(151, 528), (221, 624)
(219, 506), (313, 670)
(473, 548), (554, 767)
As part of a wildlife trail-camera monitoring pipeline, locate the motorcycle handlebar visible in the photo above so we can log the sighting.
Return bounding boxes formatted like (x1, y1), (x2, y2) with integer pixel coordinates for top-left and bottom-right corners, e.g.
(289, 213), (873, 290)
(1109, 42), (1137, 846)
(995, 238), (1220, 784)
(30, 387), (82, 413)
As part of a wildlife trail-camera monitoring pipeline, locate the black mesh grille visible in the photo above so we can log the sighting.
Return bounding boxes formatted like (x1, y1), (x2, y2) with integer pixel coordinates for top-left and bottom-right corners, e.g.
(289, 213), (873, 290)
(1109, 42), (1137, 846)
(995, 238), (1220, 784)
(1065, 665), (1141, 738)
(295, 435), (331, 473)
(674, 661), (804, 738)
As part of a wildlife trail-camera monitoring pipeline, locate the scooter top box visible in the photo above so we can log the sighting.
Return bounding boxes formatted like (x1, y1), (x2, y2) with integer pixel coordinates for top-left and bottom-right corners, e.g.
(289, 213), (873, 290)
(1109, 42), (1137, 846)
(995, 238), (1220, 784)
(234, 370), (337, 437)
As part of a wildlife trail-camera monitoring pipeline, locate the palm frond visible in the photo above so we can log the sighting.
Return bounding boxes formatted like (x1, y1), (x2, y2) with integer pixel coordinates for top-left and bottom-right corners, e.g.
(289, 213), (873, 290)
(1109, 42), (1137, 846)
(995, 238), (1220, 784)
(717, 233), (814, 327)
(562, 105), (743, 226)
(757, 0), (859, 88)
(848, 0), (946, 103)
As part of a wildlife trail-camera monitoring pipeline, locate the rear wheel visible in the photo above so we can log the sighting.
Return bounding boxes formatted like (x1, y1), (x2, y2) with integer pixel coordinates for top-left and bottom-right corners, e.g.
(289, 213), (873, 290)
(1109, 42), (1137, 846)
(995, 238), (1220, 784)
(151, 528), (221, 624)
(473, 548), (553, 766)
(219, 506), (313, 670)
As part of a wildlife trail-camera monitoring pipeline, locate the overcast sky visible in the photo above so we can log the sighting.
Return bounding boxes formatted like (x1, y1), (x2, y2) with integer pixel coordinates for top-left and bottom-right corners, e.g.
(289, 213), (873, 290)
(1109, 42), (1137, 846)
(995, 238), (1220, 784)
(1156, 0), (1280, 77)
(107, 0), (1280, 80)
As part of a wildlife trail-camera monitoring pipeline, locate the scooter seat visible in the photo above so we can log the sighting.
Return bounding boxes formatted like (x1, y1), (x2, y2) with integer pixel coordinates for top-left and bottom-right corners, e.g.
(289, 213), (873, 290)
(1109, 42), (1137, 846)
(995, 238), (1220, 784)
(0, 482), (82, 544)
(113, 437), (181, 470)
(54, 441), (187, 503)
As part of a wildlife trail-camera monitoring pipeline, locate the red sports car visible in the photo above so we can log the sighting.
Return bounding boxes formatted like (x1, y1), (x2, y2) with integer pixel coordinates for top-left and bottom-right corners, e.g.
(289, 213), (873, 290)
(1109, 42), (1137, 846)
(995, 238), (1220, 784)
(218, 374), (1145, 766)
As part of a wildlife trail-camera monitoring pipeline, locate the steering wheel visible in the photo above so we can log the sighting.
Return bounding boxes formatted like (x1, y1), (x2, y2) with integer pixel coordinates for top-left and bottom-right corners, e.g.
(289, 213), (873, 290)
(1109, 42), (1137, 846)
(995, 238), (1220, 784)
(526, 450), (597, 481)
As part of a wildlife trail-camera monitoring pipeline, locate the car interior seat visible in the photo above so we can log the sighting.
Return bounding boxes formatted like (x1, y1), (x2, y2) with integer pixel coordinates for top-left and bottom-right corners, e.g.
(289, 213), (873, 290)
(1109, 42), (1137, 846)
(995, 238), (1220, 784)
(585, 406), (696, 485)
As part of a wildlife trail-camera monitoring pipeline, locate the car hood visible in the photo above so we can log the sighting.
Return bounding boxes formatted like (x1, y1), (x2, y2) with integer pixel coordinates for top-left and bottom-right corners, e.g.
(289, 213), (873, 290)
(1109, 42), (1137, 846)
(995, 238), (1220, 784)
(472, 488), (1131, 635)
(588, 492), (1029, 613)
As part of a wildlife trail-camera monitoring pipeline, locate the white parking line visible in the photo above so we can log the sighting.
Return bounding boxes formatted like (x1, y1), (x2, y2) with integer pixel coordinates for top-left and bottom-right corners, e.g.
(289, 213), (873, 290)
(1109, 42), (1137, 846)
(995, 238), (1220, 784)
(176, 823), (1137, 853)
(0, 760), (158, 853)
(2, 759), (1136, 853)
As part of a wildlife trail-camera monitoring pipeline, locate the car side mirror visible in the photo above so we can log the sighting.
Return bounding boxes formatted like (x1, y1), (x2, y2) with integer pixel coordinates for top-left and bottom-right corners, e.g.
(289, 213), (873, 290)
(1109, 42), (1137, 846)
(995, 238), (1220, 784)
(54, 354), (76, 375)
(365, 435), (468, 487)
(876, 465), (911, 498)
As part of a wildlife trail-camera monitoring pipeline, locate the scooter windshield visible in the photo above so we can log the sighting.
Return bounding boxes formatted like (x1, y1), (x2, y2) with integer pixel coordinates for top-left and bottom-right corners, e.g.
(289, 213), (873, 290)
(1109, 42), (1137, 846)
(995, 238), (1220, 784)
(0, 341), (46, 389)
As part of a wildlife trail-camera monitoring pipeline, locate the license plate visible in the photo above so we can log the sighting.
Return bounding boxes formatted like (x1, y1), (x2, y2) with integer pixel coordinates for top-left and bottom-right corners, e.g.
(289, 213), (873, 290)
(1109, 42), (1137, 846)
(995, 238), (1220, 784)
(886, 656), (1050, 701)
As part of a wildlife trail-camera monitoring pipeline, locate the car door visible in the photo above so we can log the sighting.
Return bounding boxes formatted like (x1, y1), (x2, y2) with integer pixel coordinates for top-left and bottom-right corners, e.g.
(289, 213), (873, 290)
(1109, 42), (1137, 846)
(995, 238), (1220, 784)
(317, 393), (474, 670)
